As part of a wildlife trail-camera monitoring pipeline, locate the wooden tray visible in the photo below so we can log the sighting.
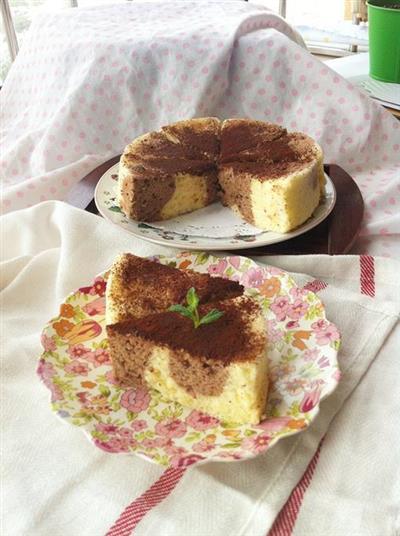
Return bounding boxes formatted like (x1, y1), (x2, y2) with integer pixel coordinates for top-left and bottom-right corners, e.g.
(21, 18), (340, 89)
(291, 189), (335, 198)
(84, 159), (364, 255)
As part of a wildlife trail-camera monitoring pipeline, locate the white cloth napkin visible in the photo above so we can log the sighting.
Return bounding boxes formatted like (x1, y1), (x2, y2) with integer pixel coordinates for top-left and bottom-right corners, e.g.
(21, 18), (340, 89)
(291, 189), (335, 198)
(2, 201), (399, 536)
(1, 1), (399, 258)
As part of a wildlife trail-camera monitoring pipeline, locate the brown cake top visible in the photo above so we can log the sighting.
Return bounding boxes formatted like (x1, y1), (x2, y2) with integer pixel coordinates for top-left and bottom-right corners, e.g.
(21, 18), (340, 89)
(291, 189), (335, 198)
(121, 117), (321, 182)
(113, 253), (243, 305)
(162, 117), (221, 159)
(108, 296), (265, 364)
(220, 119), (286, 161)
(220, 127), (320, 180)
(121, 118), (221, 177)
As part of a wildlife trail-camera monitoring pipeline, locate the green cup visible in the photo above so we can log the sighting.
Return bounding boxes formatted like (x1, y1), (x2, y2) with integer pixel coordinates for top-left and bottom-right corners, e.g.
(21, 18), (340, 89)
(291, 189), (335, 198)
(367, 0), (400, 83)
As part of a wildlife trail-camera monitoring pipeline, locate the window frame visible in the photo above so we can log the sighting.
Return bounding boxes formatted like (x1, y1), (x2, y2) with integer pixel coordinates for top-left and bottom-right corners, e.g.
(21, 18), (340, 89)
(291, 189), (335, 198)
(0, 0), (366, 75)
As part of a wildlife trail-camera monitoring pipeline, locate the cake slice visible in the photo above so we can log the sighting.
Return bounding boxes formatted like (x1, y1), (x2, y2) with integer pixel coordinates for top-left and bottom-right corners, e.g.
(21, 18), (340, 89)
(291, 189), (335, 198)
(219, 119), (325, 233)
(106, 253), (243, 324)
(118, 118), (221, 221)
(107, 295), (268, 424)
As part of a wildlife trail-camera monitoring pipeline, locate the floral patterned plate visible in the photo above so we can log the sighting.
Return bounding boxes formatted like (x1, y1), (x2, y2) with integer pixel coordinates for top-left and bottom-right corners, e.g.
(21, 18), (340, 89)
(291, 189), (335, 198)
(94, 163), (336, 250)
(38, 253), (341, 467)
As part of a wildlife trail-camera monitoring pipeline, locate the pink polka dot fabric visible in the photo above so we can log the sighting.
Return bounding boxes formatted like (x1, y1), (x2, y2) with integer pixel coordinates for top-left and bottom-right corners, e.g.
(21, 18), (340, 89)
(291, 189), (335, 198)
(0, 1), (399, 257)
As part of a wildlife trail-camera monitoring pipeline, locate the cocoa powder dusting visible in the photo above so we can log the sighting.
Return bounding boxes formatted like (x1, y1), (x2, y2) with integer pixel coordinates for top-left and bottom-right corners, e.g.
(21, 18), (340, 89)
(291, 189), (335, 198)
(112, 297), (264, 364)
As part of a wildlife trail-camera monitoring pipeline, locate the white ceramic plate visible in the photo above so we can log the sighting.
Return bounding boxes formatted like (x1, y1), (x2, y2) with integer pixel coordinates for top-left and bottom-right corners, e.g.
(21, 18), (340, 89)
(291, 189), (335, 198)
(37, 253), (341, 468)
(95, 163), (336, 251)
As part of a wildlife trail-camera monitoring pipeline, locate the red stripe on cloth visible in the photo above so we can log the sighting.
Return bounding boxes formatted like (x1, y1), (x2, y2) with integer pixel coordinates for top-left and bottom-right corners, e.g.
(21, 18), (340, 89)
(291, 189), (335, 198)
(268, 439), (324, 536)
(302, 279), (328, 293)
(106, 467), (186, 536)
(360, 255), (375, 297)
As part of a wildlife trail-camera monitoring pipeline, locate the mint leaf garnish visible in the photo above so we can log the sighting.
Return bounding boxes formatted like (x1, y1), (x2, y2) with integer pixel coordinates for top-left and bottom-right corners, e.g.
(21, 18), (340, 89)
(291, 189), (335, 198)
(168, 288), (224, 328)
(198, 309), (224, 326)
(186, 287), (199, 312)
(168, 304), (194, 319)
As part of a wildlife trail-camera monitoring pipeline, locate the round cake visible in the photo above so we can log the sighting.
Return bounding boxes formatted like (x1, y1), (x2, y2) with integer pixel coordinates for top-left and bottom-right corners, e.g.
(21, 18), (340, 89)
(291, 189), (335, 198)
(118, 118), (325, 233)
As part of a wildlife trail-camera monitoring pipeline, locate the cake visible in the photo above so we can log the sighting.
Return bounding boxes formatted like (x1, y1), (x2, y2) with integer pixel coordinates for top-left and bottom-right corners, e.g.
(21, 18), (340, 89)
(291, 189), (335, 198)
(106, 254), (269, 425)
(118, 118), (325, 233)
(106, 253), (243, 324)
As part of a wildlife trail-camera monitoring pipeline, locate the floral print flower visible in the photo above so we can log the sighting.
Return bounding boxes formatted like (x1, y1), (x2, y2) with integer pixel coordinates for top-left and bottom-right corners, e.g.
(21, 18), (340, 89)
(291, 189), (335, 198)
(90, 277), (107, 297)
(94, 437), (133, 453)
(265, 320), (284, 343)
(207, 259), (228, 275)
(41, 333), (56, 352)
(37, 358), (56, 379)
(289, 286), (305, 299)
(193, 439), (216, 453)
(287, 299), (308, 321)
(229, 256), (241, 269)
(67, 344), (93, 360)
(317, 356), (330, 368)
(49, 384), (64, 402)
(259, 277), (281, 298)
(311, 320), (340, 345)
(270, 296), (290, 321)
(83, 297), (106, 316)
(97, 423), (119, 434)
(185, 410), (219, 430)
(105, 369), (118, 385)
(141, 437), (170, 449)
(242, 433), (271, 453)
(270, 362), (296, 382)
(303, 348), (320, 362)
(120, 389), (150, 413)
(53, 319), (74, 337)
(284, 378), (307, 395)
(116, 427), (133, 440)
(64, 360), (90, 376)
(130, 419), (147, 432)
(286, 320), (299, 329)
(165, 443), (187, 457)
(60, 303), (75, 318)
(312, 319), (327, 331)
(155, 419), (187, 438)
(242, 267), (264, 288)
(300, 386), (322, 413)
(86, 348), (111, 367)
(256, 416), (292, 432)
(80, 395), (111, 416)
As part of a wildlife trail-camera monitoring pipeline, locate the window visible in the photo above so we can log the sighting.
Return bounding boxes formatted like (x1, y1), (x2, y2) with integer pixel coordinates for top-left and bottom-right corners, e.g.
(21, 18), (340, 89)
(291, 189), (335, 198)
(0, 0), (131, 84)
(1, 0), (369, 85)
(0, 14), (12, 84)
(250, 0), (369, 56)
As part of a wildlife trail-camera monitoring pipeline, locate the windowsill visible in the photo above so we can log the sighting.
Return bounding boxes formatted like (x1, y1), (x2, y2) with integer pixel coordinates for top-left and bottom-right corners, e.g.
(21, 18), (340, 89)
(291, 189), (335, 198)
(312, 54), (340, 62)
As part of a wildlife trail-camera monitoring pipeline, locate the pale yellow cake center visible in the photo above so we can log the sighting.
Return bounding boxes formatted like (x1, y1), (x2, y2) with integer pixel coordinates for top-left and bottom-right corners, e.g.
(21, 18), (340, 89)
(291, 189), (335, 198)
(160, 173), (208, 220)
